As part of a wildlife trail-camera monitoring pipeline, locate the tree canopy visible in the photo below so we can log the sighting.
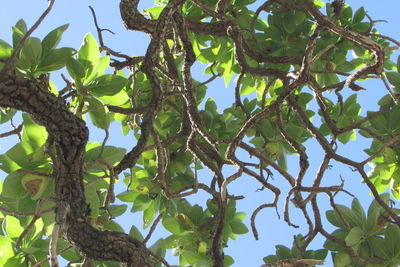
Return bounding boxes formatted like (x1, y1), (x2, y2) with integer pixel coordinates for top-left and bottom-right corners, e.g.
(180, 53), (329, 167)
(1, 0), (400, 266)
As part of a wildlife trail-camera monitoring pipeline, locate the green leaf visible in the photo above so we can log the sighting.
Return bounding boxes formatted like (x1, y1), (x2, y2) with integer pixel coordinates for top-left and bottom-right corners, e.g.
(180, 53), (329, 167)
(84, 96), (110, 130)
(37, 47), (75, 72)
(282, 11), (296, 33)
(314, 249), (328, 260)
(85, 55), (110, 83)
(78, 33), (100, 79)
(116, 190), (139, 202)
(386, 72), (400, 88)
(397, 55), (400, 73)
(0, 108), (16, 125)
(263, 255), (279, 264)
(3, 256), (24, 267)
(353, 7), (365, 24)
(109, 204), (128, 218)
(129, 225), (144, 241)
(365, 206), (381, 234)
(224, 255), (235, 266)
(57, 240), (78, 262)
(314, 0), (325, 9)
(15, 19), (27, 33)
(11, 20), (27, 52)
(42, 24), (69, 50)
(240, 75), (256, 95)
(339, 204), (363, 227)
(197, 47), (217, 63)
(66, 57), (86, 81)
(182, 250), (204, 265)
(334, 251), (353, 267)
(188, 205), (204, 226)
(149, 238), (166, 262)
(0, 40), (13, 58)
(345, 226), (363, 246)
(22, 113), (48, 148)
(384, 224), (400, 259)
(235, 212), (246, 221)
(370, 236), (390, 259)
(206, 199), (218, 215)
(351, 198), (366, 222)
(98, 89), (129, 106)
(2, 215), (24, 238)
(18, 37), (42, 70)
(230, 220), (248, 234)
(226, 199), (236, 221)
(84, 144), (126, 172)
(0, 236), (14, 263)
(326, 210), (345, 228)
(205, 98), (218, 114)
(5, 142), (34, 169)
(162, 216), (182, 235)
(145, 6), (165, 19)
(87, 74), (128, 97)
(368, 112), (388, 133)
(222, 52), (234, 86)
(143, 199), (158, 229)
(324, 229), (348, 251)
(20, 247), (40, 254)
(104, 220), (124, 232)
(276, 245), (292, 260)
(85, 185), (100, 217)
(12, 20), (26, 48)
(353, 22), (370, 33)
(1, 172), (27, 200)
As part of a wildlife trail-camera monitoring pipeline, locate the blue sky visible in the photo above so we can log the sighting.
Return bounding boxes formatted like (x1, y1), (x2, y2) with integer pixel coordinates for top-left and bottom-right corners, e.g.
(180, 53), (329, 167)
(1, 1), (400, 266)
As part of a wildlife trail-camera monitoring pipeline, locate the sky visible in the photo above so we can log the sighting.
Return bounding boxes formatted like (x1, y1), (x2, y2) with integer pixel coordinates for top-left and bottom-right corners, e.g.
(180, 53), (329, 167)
(1, 1), (400, 267)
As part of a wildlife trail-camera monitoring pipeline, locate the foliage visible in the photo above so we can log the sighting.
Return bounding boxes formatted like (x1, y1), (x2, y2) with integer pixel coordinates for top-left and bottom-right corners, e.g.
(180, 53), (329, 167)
(0, 0), (400, 266)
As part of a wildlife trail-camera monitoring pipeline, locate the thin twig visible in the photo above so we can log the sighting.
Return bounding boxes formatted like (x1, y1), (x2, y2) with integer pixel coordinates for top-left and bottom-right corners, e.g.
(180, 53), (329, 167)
(0, 123), (23, 138)
(143, 212), (165, 244)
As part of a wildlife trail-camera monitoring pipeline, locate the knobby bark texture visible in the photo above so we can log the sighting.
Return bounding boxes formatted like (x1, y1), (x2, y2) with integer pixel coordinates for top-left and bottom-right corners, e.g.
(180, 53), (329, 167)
(0, 72), (151, 266)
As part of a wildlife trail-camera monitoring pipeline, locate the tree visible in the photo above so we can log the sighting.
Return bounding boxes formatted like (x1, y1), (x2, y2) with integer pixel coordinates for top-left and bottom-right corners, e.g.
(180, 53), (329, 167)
(0, 0), (400, 266)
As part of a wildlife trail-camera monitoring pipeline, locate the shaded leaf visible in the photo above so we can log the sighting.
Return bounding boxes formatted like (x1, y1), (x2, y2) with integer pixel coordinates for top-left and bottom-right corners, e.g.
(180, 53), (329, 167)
(87, 74), (128, 96)
(386, 72), (400, 88)
(42, 24), (69, 50)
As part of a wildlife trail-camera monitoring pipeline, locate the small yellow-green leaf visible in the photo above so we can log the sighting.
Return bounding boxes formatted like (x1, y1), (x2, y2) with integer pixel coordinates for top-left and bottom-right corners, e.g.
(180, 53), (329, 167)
(2, 216), (24, 238)
(0, 40), (12, 58)
(0, 236), (14, 263)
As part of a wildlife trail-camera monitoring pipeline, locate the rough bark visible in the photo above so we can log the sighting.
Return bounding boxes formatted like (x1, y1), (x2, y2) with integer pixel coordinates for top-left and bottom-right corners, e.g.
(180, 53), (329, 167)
(0, 71), (151, 266)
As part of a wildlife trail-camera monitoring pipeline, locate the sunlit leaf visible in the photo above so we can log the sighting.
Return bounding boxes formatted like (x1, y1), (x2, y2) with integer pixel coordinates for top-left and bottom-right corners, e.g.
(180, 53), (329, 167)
(2, 215), (24, 238)
(78, 33), (100, 80)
